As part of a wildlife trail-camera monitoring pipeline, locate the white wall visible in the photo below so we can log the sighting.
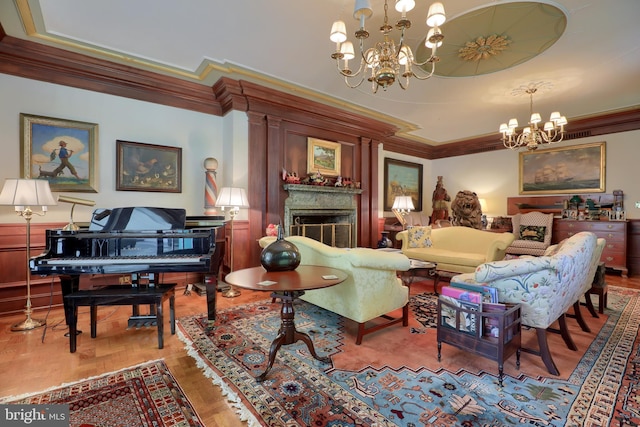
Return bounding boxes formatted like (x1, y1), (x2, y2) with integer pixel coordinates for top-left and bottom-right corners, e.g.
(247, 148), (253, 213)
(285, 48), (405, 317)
(0, 73), (231, 224)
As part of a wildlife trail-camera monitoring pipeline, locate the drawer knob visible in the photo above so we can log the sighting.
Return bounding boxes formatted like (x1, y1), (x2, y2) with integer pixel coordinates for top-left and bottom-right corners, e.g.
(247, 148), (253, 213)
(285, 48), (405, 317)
(607, 224), (614, 229)
(607, 244), (614, 249)
(568, 223), (574, 228)
(606, 256), (614, 262)
(608, 233), (614, 238)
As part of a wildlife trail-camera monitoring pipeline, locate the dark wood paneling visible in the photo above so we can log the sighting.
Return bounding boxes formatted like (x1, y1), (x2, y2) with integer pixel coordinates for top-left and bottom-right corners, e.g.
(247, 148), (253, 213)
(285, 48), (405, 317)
(629, 219), (640, 277)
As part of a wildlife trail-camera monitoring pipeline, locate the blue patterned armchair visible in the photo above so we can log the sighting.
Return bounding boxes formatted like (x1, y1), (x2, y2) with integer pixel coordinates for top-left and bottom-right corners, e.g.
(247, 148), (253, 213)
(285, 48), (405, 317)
(450, 231), (597, 375)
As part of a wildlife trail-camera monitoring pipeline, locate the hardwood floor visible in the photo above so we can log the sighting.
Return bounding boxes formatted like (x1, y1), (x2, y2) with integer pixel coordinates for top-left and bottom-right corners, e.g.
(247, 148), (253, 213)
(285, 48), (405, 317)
(0, 274), (637, 426)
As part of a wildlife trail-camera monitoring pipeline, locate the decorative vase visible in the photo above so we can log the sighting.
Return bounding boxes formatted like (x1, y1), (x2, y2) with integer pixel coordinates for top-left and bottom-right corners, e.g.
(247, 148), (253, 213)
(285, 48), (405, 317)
(377, 231), (393, 248)
(260, 225), (301, 271)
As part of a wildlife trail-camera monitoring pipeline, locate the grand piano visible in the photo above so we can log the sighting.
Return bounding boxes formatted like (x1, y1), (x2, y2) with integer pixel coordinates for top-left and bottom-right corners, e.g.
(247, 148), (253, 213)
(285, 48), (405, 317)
(30, 207), (225, 326)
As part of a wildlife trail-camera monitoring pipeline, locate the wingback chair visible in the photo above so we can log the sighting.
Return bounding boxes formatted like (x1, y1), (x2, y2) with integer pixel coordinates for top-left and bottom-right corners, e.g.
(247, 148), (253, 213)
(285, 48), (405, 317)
(259, 236), (410, 344)
(450, 231), (597, 375)
(506, 212), (554, 256)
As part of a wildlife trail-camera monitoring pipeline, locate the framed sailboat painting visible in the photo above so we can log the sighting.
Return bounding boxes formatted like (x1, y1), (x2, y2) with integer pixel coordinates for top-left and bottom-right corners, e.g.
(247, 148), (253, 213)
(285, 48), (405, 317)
(519, 142), (605, 195)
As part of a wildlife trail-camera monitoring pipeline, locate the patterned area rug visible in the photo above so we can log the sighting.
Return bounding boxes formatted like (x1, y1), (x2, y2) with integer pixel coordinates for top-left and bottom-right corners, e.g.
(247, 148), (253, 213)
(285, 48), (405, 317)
(410, 291), (438, 329)
(0, 359), (203, 427)
(178, 286), (640, 426)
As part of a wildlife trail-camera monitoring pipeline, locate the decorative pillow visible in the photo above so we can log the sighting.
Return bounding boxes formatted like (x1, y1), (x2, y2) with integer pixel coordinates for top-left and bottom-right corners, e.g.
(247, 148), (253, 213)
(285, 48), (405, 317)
(519, 225), (546, 242)
(408, 226), (432, 248)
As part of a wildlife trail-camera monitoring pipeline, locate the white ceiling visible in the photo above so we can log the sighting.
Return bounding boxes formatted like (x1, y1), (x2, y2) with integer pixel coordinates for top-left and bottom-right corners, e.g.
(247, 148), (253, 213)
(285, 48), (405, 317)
(1, 0), (639, 145)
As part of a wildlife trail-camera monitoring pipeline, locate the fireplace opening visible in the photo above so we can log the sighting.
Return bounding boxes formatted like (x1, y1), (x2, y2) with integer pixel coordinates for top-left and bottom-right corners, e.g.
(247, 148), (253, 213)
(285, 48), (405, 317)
(289, 213), (353, 248)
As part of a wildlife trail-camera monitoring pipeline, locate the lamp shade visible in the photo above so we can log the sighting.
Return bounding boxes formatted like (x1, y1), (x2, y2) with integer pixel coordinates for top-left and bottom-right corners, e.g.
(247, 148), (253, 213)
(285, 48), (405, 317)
(478, 198), (488, 213)
(392, 195), (415, 211)
(0, 179), (57, 207)
(214, 187), (249, 209)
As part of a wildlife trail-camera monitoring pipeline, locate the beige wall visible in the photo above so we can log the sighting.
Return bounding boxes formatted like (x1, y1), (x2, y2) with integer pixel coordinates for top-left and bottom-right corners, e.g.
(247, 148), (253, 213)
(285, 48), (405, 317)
(0, 73), (238, 224)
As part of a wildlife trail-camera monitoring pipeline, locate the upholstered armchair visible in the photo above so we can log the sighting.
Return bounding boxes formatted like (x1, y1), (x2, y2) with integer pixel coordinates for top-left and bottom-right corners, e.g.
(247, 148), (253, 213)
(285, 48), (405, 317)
(506, 212), (554, 256)
(450, 231), (597, 375)
(259, 236), (410, 344)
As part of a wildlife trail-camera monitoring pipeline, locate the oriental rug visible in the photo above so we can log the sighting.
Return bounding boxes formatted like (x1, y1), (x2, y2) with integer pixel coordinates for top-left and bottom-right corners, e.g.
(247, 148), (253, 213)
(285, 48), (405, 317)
(178, 286), (640, 426)
(0, 359), (203, 427)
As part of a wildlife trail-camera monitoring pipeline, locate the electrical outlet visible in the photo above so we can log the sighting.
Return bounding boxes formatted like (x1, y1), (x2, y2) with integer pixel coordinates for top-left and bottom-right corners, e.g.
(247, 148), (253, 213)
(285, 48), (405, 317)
(636, 201), (640, 208)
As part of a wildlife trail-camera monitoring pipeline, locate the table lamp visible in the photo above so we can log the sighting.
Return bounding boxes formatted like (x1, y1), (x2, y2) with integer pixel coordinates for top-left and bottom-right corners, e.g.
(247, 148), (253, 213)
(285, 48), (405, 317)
(215, 187), (250, 298)
(0, 179), (57, 331)
(392, 195), (415, 229)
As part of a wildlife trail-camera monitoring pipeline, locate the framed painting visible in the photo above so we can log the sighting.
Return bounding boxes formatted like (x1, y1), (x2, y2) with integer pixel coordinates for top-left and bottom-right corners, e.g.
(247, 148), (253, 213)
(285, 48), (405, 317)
(519, 142), (606, 195)
(20, 113), (98, 193)
(383, 158), (423, 211)
(116, 140), (182, 192)
(307, 137), (341, 176)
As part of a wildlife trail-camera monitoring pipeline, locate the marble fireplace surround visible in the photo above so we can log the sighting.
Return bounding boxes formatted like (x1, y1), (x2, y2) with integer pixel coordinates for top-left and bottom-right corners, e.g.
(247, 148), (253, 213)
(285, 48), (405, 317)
(283, 184), (363, 248)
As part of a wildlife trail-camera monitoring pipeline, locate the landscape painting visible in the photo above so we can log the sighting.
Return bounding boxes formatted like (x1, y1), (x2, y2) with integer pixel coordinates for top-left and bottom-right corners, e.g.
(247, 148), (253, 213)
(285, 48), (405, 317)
(519, 142), (605, 195)
(383, 158), (423, 211)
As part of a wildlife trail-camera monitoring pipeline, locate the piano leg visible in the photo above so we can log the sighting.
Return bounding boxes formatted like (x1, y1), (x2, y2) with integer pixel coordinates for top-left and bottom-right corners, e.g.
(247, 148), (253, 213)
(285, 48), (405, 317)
(205, 274), (217, 324)
(60, 275), (80, 328)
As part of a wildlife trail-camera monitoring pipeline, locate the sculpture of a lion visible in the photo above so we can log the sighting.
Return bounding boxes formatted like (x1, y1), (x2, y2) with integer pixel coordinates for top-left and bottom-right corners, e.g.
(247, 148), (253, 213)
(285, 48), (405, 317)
(451, 190), (483, 229)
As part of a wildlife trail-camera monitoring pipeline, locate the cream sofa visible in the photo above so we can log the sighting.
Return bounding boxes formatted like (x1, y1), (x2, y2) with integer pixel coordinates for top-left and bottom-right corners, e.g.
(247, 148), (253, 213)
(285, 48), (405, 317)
(259, 236), (410, 344)
(450, 231), (598, 375)
(396, 226), (515, 273)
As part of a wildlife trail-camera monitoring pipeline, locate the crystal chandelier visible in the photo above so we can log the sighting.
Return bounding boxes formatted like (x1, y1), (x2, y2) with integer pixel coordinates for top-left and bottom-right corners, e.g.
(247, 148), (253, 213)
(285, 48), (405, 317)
(329, 0), (446, 93)
(499, 88), (568, 151)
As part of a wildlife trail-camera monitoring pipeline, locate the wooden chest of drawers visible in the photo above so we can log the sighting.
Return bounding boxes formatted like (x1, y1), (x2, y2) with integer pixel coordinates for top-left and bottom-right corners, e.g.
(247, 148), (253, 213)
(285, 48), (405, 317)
(552, 220), (628, 277)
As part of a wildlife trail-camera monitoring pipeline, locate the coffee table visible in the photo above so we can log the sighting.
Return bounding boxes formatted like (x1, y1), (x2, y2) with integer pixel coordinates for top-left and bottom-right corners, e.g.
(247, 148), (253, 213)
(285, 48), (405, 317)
(400, 259), (437, 293)
(225, 265), (348, 381)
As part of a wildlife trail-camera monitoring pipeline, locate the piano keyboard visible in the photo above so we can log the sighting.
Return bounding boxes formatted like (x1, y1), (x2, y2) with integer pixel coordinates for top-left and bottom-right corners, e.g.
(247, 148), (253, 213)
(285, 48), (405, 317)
(40, 255), (205, 266)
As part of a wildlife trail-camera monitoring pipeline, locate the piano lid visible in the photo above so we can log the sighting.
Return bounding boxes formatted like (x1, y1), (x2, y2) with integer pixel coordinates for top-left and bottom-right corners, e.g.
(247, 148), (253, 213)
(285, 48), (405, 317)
(89, 207), (186, 231)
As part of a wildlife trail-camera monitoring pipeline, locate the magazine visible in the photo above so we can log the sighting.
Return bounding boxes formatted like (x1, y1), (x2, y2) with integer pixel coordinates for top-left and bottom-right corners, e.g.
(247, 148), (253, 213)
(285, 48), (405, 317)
(439, 295), (481, 335)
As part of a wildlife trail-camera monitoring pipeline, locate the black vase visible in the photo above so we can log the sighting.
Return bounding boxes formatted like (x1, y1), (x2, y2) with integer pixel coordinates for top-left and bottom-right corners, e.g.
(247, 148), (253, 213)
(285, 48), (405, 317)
(260, 226), (301, 272)
(377, 231), (393, 248)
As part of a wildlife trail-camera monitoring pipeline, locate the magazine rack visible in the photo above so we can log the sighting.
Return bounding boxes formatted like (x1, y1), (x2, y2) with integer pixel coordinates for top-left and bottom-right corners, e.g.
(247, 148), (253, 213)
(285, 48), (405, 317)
(437, 299), (522, 386)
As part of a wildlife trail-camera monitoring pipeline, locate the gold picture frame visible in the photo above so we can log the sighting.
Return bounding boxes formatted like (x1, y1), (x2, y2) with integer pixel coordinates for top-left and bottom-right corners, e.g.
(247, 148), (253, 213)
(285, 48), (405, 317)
(116, 140), (182, 192)
(20, 113), (99, 193)
(519, 142), (606, 195)
(383, 158), (423, 211)
(307, 137), (341, 176)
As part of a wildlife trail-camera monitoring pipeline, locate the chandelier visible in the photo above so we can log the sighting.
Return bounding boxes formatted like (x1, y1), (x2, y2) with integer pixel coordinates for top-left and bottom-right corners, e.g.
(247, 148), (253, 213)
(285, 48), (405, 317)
(329, 0), (446, 93)
(499, 88), (568, 151)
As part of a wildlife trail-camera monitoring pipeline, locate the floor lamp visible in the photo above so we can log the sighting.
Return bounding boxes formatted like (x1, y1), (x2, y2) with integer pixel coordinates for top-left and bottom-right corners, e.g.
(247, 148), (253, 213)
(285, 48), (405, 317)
(215, 187), (249, 298)
(0, 179), (57, 331)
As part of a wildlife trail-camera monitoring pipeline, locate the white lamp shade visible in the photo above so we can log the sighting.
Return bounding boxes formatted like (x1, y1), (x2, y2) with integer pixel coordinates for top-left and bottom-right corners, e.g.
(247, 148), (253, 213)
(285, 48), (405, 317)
(353, 0), (373, 20)
(392, 195), (415, 211)
(330, 20), (347, 43)
(426, 2), (446, 27)
(0, 179), (57, 207)
(395, 0), (415, 13)
(530, 113), (542, 124)
(508, 118), (518, 128)
(549, 111), (561, 122)
(340, 41), (355, 60)
(214, 187), (249, 209)
(425, 28), (443, 49)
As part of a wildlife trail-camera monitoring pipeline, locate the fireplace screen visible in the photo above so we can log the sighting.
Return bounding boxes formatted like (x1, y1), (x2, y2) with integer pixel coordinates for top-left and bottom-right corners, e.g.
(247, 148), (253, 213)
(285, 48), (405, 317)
(289, 213), (353, 248)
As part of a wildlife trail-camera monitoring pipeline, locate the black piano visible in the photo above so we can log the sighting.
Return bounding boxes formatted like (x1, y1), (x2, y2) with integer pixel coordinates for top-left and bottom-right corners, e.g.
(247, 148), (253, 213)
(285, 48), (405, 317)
(31, 207), (225, 326)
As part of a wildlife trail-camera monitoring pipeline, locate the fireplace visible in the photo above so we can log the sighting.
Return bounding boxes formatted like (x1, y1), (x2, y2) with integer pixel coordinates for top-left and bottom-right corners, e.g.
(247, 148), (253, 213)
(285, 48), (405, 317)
(283, 184), (362, 248)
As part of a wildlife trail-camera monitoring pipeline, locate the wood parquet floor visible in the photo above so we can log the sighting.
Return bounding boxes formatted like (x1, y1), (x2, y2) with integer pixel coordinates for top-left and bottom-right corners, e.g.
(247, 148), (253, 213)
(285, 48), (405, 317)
(0, 274), (638, 426)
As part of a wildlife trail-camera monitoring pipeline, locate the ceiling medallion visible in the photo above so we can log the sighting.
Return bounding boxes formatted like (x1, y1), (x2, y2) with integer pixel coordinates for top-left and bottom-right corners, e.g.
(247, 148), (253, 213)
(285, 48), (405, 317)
(458, 35), (510, 62)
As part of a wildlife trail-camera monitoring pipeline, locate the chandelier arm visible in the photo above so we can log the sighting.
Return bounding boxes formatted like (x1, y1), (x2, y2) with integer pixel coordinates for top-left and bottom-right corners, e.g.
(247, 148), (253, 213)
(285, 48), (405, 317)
(410, 63), (436, 80)
(343, 73), (367, 89)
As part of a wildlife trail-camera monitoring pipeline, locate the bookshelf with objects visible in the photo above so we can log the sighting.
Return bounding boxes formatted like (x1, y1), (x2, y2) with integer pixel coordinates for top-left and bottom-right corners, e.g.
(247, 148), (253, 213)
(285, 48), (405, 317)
(437, 284), (522, 386)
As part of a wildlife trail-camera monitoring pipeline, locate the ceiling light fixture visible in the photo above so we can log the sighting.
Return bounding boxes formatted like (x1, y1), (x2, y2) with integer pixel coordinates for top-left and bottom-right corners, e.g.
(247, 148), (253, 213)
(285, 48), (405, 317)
(330, 0), (446, 93)
(499, 88), (568, 151)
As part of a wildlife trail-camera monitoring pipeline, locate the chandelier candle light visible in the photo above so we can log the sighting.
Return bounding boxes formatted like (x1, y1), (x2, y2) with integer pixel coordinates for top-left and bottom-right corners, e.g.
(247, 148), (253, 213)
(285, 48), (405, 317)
(0, 179), (57, 331)
(499, 88), (568, 151)
(330, 0), (446, 93)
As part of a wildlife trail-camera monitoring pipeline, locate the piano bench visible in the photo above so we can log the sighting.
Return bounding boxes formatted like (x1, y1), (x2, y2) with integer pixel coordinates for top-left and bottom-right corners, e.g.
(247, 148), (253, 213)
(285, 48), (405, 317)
(64, 284), (176, 353)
